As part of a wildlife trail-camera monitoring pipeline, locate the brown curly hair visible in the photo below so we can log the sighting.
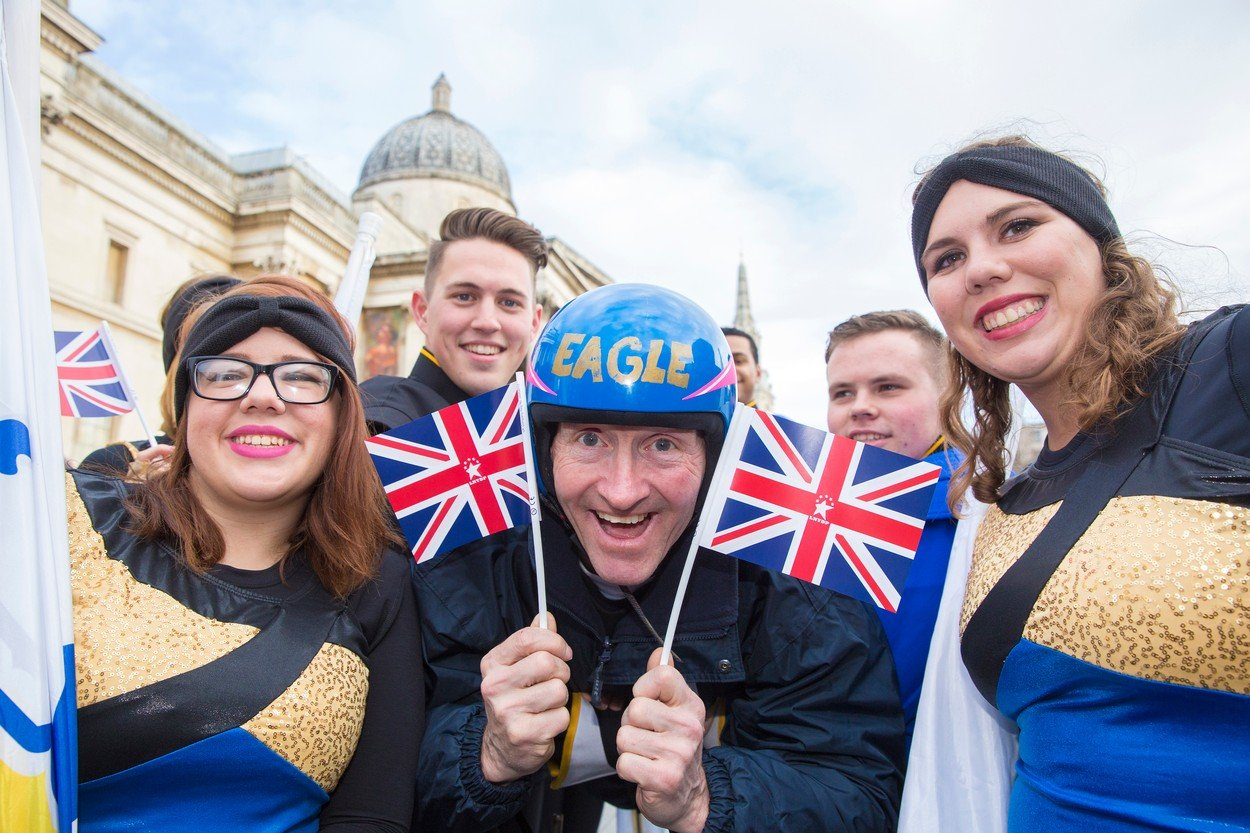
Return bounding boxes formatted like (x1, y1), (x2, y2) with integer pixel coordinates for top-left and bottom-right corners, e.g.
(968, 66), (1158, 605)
(917, 136), (1185, 508)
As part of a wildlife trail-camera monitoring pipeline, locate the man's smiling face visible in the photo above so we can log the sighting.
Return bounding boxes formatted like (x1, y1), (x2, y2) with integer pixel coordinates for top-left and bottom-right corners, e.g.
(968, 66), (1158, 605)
(551, 423), (705, 587)
(412, 237), (543, 396)
(825, 329), (944, 459)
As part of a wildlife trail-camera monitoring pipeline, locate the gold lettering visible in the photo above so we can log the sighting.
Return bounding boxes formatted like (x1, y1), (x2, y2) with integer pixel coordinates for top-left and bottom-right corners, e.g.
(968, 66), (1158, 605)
(572, 336), (603, 382)
(551, 333), (584, 377)
(607, 336), (644, 383)
(559, 335), (694, 387)
(668, 341), (692, 388)
(641, 339), (666, 383)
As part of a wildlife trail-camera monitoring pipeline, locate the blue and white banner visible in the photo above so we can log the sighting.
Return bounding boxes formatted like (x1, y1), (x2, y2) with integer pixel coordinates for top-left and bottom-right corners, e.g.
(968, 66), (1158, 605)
(0, 1), (78, 829)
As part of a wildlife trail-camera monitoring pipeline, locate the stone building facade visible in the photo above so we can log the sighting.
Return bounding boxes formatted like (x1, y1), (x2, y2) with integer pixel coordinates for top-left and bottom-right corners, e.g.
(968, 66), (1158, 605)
(39, 0), (610, 461)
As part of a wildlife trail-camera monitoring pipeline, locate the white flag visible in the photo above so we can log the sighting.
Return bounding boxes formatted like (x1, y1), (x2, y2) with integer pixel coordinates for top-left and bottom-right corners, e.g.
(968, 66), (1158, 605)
(898, 497), (1017, 833)
(0, 1), (78, 829)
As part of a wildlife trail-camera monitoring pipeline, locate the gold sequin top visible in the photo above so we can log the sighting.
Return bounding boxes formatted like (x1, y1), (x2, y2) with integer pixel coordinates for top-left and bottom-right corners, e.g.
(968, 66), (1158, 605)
(67, 471), (369, 792)
(964, 495), (1250, 694)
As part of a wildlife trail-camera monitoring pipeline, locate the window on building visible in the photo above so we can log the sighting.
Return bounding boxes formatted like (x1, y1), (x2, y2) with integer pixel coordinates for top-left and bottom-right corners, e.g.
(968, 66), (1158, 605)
(106, 239), (129, 303)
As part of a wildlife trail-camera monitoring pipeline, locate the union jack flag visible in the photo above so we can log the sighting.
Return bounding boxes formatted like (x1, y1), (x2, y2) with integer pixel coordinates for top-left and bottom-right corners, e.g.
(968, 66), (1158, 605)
(698, 407), (940, 612)
(367, 382), (531, 563)
(54, 327), (135, 418)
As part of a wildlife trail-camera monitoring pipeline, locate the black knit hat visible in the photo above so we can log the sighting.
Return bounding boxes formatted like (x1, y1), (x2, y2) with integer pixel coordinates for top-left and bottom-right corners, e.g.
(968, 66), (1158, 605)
(160, 275), (243, 371)
(174, 294), (356, 422)
(911, 145), (1121, 291)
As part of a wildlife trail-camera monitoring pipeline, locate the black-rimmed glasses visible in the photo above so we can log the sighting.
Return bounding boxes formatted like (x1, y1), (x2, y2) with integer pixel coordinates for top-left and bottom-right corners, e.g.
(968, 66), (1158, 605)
(185, 356), (339, 405)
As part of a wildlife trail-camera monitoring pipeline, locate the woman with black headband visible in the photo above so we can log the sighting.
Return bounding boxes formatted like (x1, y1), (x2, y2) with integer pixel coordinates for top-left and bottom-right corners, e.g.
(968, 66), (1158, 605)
(68, 275), (421, 832)
(905, 137), (1248, 832)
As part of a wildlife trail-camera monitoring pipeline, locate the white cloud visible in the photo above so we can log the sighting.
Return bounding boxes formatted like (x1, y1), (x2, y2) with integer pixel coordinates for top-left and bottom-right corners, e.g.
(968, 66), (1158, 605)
(72, 0), (1250, 426)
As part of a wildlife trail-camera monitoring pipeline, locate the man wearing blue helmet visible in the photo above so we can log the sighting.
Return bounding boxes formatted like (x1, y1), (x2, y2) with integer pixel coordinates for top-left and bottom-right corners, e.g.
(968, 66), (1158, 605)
(415, 284), (904, 833)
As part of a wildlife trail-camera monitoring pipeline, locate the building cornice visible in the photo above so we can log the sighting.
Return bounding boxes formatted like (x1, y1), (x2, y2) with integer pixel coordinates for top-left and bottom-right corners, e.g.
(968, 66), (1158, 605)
(40, 1), (102, 60)
(370, 250), (427, 279)
(49, 283), (161, 341)
(234, 209), (352, 260)
(58, 113), (235, 225)
(237, 169), (355, 248)
(352, 168), (516, 211)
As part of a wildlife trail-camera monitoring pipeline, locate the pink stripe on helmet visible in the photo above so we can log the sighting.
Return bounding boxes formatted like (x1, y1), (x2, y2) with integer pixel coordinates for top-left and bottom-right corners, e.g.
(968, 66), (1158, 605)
(682, 361), (735, 401)
(526, 363), (556, 395)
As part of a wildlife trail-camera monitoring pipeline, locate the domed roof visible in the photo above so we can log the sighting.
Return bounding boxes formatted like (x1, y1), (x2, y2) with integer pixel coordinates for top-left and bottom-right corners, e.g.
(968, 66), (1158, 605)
(356, 75), (512, 200)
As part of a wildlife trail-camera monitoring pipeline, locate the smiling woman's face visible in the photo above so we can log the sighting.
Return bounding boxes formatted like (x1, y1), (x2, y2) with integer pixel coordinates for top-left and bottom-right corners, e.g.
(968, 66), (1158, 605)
(185, 326), (338, 517)
(922, 180), (1105, 417)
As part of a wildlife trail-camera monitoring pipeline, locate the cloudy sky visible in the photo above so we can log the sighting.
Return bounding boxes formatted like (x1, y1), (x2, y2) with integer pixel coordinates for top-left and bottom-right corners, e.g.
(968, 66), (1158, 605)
(73, 0), (1250, 427)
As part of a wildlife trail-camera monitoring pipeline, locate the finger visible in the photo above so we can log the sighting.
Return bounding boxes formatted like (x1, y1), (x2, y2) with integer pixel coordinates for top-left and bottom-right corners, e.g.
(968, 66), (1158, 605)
(615, 750), (649, 786)
(482, 676), (569, 721)
(621, 695), (663, 733)
(531, 612), (558, 632)
(616, 752), (688, 796)
(483, 626), (573, 672)
(498, 678), (571, 717)
(631, 662), (695, 708)
(137, 444), (173, 462)
(482, 654), (571, 706)
(616, 723), (684, 762)
(506, 649), (573, 688)
(501, 705), (571, 748)
(621, 696), (705, 741)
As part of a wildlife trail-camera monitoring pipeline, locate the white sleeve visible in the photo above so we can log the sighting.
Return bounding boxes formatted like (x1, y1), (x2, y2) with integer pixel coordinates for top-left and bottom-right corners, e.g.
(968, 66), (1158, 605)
(899, 497), (1018, 833)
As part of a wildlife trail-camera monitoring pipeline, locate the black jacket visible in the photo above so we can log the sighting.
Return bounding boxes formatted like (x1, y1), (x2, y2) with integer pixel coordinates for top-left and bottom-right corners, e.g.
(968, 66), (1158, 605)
(414, 516), (905, 833)
(361, 348), (468, 434)
(69, 470), (423, 831)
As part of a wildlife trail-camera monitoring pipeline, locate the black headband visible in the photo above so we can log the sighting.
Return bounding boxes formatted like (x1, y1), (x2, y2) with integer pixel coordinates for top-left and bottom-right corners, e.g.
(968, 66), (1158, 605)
(174, 294), (356, 422)
(161, 276), (242, 371)
(911, 145), (1121, 290)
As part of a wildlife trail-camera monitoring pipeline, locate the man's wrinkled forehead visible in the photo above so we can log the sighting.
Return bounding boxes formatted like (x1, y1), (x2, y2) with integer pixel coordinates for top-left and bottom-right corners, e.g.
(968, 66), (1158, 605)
(555, 421), (705, 440)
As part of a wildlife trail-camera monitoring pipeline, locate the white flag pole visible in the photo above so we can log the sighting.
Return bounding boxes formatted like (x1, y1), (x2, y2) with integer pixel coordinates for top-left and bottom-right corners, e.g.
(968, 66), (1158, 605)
(514, 371), (549, 629)
(659, 403), (750, 666)
(659, 520), (702, 668)
(333, 211), (383, 323)
(98, 320), (158, 449)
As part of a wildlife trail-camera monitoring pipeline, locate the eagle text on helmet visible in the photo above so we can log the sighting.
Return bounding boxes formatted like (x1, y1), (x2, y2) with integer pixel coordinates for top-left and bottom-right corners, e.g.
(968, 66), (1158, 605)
(525, 283), (736, 498)
(549, 333), (694, 388)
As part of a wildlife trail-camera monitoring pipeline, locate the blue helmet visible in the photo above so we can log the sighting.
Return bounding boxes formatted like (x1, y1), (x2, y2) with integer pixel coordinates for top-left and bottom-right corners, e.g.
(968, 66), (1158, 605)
(526, 283), (736, 495)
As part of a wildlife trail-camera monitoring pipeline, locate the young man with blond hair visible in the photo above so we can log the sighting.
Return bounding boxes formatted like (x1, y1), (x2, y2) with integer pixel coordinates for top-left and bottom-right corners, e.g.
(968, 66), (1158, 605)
(825, 309), (959, 746)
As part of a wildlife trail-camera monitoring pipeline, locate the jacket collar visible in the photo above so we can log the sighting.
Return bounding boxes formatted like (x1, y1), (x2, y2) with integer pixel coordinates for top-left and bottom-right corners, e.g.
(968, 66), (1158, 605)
(410, 347), (469, 405)
(541, 520), (744, 687)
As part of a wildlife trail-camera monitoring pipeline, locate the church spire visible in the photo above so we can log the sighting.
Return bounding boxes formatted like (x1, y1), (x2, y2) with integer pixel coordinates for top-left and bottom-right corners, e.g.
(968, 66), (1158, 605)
(733, 256), (760, 344)
(431, 74), (451, 113)
(730, 256), (773, 409)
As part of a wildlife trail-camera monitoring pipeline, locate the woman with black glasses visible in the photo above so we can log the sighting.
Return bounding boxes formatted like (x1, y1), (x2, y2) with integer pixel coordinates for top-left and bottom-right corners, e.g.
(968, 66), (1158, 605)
(69, 275), (421, 832)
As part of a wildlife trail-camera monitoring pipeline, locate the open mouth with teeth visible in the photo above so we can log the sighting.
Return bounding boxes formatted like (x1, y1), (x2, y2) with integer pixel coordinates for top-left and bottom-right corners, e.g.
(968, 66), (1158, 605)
(979, 298), (1044, 333)
(594, 511), (652, 536)
(463, 344), (504, 356)
(852, 432), (889, 443)
(232, 434), (293, 447)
